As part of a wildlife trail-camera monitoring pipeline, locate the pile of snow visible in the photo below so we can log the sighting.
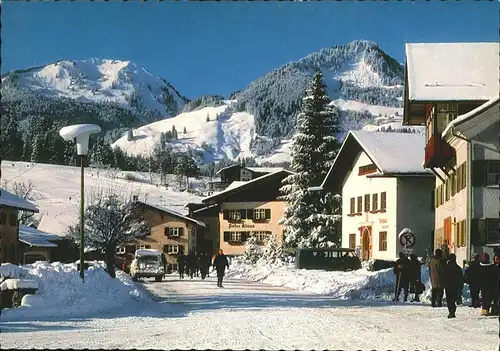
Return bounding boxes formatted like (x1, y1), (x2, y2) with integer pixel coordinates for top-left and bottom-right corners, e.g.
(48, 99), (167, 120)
(0, 261), (151, 321)
(226, 259), (470, 304)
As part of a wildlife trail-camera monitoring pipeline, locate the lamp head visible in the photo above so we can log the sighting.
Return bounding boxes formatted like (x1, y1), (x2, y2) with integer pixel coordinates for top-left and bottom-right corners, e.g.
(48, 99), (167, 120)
(59, 124), (101, 156)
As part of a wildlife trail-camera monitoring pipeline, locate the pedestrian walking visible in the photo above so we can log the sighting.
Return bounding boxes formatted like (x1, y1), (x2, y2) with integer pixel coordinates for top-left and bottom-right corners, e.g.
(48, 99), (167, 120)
(213, 249), (229, 287)
(161, 254), (167, 275)
(443, 254), (464, 318)
(393, 252), (410, 302)
(428, 249), (445, 307)
(186, 251), (197, 279)
(479, 252), (498, 316)
(198, 252), (210, 279)
(176, 252), (187, 279)
(465, 253), (481, 308)
(408, 254), (423, 302)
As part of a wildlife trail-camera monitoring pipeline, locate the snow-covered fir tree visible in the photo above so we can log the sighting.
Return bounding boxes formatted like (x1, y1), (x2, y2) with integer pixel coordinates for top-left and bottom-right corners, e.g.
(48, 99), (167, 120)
(242, 233), (263, 264)
(68, 190), (150, 278)
(280, 71), (342, 250)
(258, 233), (285, 265)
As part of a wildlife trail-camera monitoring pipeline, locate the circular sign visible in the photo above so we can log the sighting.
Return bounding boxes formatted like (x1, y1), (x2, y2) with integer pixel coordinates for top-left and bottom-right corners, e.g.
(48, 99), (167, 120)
(399, 231), (416, 248)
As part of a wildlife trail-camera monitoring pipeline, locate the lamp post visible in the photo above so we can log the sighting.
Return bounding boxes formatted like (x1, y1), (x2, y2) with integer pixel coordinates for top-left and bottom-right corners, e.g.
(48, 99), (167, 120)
(60, 124), (101, 281)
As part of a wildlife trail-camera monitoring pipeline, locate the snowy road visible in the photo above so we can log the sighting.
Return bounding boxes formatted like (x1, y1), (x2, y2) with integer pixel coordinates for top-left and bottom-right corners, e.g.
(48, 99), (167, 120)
(1, 275), (497, 350)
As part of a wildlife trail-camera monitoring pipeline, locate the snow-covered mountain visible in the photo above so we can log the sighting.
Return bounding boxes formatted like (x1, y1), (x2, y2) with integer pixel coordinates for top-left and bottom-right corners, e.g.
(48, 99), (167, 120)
(2, 40), (422, 165)
(2, 58), (187, 117)
(113, 40), (420, 163)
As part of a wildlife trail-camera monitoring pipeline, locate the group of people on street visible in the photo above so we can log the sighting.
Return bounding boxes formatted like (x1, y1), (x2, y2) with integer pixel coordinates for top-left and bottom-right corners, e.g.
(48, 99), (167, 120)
(393, 249), (499, 319)
(427, 249), (499, 318)
(176, 249), (230, 287)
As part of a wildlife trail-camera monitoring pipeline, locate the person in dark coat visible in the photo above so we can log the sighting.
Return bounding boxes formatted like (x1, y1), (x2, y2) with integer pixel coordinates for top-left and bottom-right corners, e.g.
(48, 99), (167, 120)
(393, 252), (410, 302)
(428, 249), (445, 307)
(443, 253), (464, 318)
(480, 252), (498, 316)
(408, 254), (423, 302)
(186, 251), (197, 279)
(161, 254), (167, 275)
(198, 252), (211, 279)
(213, 249), (230, 287)
(464, 253), (481, 308)
(176, 252), (187, 279)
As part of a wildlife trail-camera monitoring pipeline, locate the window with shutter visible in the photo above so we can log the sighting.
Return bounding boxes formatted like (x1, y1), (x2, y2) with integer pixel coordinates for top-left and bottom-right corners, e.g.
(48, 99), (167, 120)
(239, 209), (247, 219)
(457, 164), (462, 191)
(164, 227), (168, 236)
(163, 245), (168, 253)
(350, 198), (355, 214)
(451, 172), (456, 196)
(486, 219), (500, 245)
(434, 188), (438, 208)
(472, 160), (487, 187)
(462, 162), (467, 188)
(223, 232), (230, 242)
(246, 209), (253, 220)
(378, 232), (387, 251)
(471, 219), (487, 246)
(357, 196), (362, 213)
(372, 194), (378, 211)
(364, 194), (370, 212)
(487, 161), (500, 186)
(265, 209), (271, 219)
(380, 192), (387, 210)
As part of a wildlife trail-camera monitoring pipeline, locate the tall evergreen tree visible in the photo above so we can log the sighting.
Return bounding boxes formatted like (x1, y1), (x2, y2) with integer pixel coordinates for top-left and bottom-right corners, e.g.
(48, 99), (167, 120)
(279, 71), (342, 249)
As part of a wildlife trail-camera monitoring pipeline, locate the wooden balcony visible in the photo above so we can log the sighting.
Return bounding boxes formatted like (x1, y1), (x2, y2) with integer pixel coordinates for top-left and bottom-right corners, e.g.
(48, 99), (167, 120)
(424, 135), (456, 169)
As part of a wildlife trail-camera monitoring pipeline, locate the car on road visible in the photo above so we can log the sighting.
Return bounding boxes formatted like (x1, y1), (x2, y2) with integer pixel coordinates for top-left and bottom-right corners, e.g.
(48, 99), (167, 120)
(130, 249), (165, 282)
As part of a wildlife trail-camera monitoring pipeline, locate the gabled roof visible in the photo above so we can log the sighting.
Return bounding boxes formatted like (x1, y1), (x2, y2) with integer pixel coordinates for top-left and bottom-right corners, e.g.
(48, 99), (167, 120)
(202, 169), (294, 204)
(0, 188), (39, 213)
(137, 201), (206, 227)
(19, 225), (63, 248)
(214, 164), (283, 176)
(442, 96), (500, 139)
(319, 131), (432, 192)
(405, 42), (499, 101)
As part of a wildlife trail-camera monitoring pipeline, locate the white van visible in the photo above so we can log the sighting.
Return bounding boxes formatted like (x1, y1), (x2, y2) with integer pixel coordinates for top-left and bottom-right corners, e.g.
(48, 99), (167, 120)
(130, 249), (165, 282)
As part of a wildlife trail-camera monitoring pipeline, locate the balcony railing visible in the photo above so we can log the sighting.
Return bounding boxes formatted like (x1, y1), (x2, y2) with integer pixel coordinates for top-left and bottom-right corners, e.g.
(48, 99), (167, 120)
(424, 135), (456, 168)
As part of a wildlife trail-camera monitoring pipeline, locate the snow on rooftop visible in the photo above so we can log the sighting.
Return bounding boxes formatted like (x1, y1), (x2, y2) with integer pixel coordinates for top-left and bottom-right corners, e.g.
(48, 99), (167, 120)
(442, 96), (500, 138)
(203, 170), (293, 203)
(18, 225), (63, 248)
(405, 42), (499, 101)
(140, 201), (206, 227)
(350, 131), (432, 174)
(246, 167), (284, 173)
(0, 188), (39, 213)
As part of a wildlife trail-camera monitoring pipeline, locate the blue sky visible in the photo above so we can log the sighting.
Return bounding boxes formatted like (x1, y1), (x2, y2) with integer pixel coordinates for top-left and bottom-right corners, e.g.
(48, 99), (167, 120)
(3, 1), (498, 99)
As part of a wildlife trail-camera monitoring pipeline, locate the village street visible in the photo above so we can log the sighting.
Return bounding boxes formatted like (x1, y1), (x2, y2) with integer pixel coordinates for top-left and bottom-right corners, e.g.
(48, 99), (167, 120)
(0, 275), (497, 350)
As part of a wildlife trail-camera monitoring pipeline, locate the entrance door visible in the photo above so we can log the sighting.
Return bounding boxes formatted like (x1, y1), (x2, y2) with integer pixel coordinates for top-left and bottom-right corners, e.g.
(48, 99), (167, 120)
(361, 227), (372, 261)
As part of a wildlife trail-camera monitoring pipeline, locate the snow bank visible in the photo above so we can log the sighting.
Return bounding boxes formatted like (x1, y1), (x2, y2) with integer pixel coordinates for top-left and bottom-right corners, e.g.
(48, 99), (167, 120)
(0, 261), (151, 321)
(226, 259), (470, 304)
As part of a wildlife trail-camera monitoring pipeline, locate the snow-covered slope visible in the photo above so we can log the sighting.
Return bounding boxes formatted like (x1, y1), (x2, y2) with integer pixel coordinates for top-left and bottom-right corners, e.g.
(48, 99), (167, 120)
(112, 102), (256, 162)
(1, 161), (205, 236)
(2, 58), (187, 117)
(113, 99), (416, 163)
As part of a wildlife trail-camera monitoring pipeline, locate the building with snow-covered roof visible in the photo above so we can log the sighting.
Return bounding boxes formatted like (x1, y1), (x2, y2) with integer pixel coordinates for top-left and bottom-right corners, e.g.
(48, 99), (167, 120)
(188, 169), (293, 257)
(432, 97), (500, 265)
(0, 188), (40, 264)
(402, 42), (499, 264)
(114, 200), (206, 273)
(17, 224), (69, 264)
(316, 131), (435, 261)
(209, 164), (284, 193)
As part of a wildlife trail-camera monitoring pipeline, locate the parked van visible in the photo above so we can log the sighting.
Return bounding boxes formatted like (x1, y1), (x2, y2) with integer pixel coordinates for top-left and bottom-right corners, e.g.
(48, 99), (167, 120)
(295, 247), (361, 271)
(130, 249), (165, 282)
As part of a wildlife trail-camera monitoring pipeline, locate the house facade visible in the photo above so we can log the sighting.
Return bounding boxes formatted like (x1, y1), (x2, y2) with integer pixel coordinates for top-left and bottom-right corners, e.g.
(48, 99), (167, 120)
(200, 170), (292, 256)
(0, 189), (40, 264)
(403, 42), (500, 264)
(317, 131), (435, 261)
(117, 201), (205, 272)
(17, 224), (73, 264)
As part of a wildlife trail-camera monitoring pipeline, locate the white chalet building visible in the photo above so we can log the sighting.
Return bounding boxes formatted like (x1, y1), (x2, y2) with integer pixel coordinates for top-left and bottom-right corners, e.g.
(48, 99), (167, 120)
(316, 131), (435, 261)
(402, 42), (500, 266)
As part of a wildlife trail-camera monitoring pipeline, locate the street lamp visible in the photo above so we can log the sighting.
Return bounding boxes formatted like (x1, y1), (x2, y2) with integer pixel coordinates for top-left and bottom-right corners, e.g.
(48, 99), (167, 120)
(60, 124), (101, 281)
